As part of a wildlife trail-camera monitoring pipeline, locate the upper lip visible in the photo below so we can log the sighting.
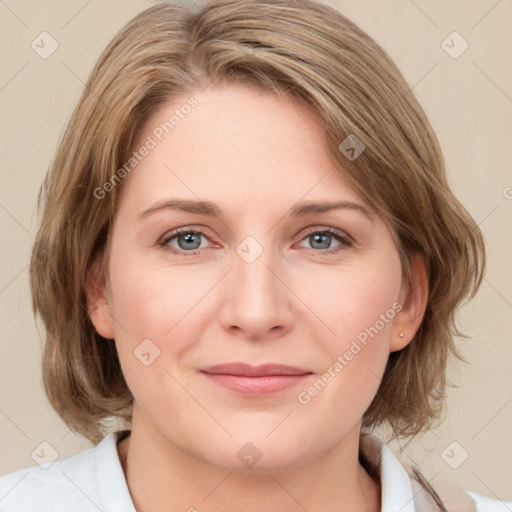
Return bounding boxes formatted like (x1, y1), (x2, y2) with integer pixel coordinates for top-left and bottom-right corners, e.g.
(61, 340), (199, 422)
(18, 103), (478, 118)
(199, 363), (313, 377)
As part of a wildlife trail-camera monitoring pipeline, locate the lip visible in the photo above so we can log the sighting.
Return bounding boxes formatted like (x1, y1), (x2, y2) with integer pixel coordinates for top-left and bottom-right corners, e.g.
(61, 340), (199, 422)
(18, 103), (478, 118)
(199, 362), (312, 377)
(199, 363), (314, 395)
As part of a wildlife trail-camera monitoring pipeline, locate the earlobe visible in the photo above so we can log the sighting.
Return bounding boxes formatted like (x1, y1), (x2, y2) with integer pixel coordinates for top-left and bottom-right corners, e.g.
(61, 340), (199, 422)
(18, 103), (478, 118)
(390, 254), (429, 352)
(85, 257), (115, 340)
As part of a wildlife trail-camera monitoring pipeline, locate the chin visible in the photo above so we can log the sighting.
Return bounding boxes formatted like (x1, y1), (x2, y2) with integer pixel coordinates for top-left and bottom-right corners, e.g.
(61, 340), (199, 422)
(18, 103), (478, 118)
(193, 434), (314, 475)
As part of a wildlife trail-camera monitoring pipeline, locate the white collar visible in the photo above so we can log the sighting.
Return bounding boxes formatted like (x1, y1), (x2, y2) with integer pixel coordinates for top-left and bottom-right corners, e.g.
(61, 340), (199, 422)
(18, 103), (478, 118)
(359, 434), (417, 511)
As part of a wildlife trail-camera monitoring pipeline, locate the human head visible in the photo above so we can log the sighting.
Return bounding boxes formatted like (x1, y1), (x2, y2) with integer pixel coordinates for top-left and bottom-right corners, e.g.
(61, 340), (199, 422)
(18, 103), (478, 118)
(30, 0), (485, 445)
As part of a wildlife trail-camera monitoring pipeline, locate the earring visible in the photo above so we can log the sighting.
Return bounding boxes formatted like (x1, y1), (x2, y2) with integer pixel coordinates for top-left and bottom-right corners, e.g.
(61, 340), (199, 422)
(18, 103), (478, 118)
(399, 332), (405, 338)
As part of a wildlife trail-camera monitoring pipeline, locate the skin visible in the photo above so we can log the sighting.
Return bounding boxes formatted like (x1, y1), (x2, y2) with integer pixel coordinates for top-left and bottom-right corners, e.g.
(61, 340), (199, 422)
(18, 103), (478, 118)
(87, 83), (428, 512)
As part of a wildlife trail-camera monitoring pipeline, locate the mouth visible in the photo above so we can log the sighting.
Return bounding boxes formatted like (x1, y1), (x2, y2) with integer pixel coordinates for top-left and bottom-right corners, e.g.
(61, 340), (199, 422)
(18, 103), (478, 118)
(198, 362), (314, 395)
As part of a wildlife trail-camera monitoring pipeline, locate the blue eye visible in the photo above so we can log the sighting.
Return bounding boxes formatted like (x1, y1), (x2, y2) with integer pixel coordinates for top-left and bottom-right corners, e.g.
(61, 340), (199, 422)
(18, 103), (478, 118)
(298, 228), (353, 254)
(160, 228), (210, 254)
(159, 227), (353, 256)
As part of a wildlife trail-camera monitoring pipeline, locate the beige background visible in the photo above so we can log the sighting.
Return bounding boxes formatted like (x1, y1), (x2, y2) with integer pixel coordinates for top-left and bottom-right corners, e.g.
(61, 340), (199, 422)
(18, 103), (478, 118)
(1, 0), (511, 501)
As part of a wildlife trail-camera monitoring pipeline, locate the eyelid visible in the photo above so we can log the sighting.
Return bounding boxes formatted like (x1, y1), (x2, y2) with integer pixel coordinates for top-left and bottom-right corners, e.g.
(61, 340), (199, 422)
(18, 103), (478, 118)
(158, 224), (354, 255)
(294, 226), (354, 254)
(157, 226), (216, 252)
(298, 225), (354, 244)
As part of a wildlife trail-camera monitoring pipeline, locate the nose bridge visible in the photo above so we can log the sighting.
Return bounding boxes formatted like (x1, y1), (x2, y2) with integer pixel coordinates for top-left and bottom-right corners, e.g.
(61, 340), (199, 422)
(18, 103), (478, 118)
(233, 236), (283, 310)
(219, 234), (293, 338)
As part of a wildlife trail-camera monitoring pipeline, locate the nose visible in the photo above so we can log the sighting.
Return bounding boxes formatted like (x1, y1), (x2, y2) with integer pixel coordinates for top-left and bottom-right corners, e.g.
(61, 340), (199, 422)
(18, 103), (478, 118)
(217, 243), (295, 342)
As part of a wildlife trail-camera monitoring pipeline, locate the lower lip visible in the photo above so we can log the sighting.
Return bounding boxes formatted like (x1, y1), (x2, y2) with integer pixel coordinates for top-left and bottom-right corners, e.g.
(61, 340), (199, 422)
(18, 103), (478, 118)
(202, 373), (313, 394)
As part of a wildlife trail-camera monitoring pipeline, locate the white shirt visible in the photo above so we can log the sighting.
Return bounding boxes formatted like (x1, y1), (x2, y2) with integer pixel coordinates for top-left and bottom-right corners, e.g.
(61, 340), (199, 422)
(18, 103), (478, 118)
(0, 431), (509, 511)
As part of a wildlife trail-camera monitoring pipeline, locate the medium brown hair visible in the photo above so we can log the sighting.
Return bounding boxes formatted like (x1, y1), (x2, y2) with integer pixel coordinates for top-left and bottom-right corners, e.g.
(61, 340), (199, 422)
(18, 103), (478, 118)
(30, 0), (484, 455)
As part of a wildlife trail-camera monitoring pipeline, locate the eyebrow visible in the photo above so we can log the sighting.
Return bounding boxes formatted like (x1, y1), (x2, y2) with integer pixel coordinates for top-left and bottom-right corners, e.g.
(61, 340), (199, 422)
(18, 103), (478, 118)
(138, 199), (375, 223)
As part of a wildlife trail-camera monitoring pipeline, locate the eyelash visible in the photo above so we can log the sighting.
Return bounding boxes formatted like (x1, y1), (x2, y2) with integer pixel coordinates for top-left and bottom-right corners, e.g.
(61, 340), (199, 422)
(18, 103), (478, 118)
(158, 226), (354, 256)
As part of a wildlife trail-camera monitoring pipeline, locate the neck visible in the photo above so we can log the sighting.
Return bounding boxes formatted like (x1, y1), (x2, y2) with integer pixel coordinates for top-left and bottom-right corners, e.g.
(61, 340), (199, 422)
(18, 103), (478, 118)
(117, 407), (381, 512)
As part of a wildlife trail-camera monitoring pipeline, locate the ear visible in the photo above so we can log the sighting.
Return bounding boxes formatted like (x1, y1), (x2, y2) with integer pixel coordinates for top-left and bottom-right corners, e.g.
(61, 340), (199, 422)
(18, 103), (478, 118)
(390, 253), (429, 352)
(85, 255), (115, 339)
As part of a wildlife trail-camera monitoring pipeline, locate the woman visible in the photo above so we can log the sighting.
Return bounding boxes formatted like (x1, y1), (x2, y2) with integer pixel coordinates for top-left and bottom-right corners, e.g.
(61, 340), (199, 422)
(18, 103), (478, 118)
(0, 0), (509, 510)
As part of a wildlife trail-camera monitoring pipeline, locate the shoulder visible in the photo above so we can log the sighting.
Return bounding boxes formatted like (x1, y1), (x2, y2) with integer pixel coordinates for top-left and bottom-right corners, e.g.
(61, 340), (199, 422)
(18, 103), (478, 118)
(0, 441), (99, 511)
(0, 431), (135, 512)
(467, 490), (512, 512)
(410, 473), (512, 512)
(360, 434), (512, 512)
(406, 456), (512, 512)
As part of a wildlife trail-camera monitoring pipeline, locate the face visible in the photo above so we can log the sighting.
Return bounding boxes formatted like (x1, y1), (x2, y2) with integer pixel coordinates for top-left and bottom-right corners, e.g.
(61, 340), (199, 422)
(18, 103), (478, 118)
(88, 83), (422, 472)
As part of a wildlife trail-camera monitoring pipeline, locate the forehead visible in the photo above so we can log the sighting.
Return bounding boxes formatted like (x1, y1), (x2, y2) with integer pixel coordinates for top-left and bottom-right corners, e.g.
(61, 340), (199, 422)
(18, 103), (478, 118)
(118, 83), (365, 214)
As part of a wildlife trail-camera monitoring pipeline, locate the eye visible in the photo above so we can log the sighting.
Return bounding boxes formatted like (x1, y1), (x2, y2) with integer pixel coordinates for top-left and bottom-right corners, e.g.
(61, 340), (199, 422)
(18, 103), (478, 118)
(158, 226), (354, 256)
(297, 227), (353, 254)
(159, 227), (214, 255)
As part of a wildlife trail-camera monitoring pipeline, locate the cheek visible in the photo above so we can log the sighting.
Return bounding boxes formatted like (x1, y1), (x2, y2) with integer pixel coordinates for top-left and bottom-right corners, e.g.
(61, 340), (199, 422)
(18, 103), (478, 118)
(296, 256), (402, 347)
(292, 254), (401, 409)
(105, 255), (200, 415)
(105, 244), (206, 384)
(108, 240), (202, 335)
